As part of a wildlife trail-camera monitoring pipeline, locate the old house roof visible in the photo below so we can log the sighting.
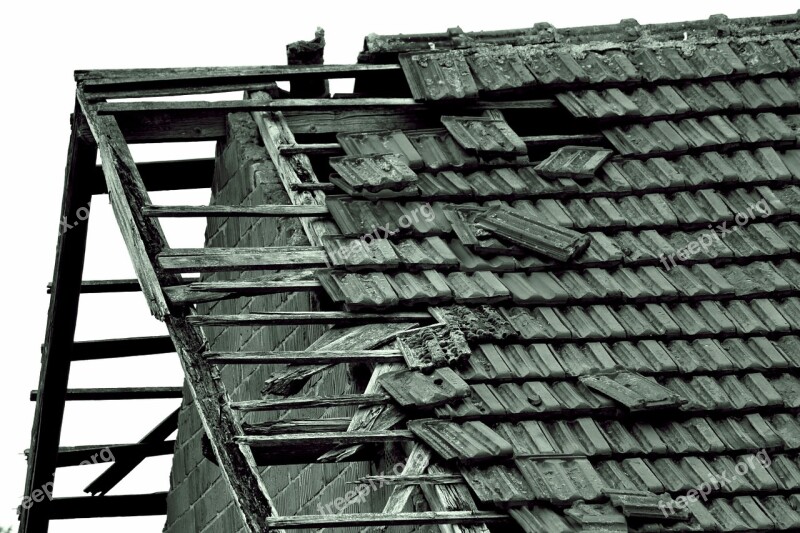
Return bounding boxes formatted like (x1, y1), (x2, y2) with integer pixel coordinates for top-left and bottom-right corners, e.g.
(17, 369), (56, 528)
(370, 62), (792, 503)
(26, 10), (800, 533)
(306, 12), (800, 532)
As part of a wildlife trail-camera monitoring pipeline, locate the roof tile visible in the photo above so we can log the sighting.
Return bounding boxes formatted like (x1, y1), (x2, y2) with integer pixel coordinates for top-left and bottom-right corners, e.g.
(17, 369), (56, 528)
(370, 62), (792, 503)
(441, 115), (528, 156)
(404, 129), (478, 171)
(407, 419), (513, 463)
(535, 146), (613, 179)
(336, 130), (424, 169)
(515, 458), (605, 503)
(377, 367), (470, 408)
(464, 46), (537, 92)
(399, 50), (479, 101)
(460, 464), (536, 505)
(316, 270), (399, 309)
(580, 369), (684, 411)
(386, 270), (452, 305)
(396, 323), (471, 372)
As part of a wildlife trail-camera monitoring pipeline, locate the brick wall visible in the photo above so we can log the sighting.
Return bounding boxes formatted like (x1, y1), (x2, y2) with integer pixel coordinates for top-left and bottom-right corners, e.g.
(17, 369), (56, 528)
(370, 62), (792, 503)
(162, 114), (397, 533)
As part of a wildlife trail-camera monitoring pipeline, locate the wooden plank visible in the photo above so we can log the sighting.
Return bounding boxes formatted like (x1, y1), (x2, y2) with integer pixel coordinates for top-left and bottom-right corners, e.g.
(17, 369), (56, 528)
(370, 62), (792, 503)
(186, 311), (429, 326)
(85, 407), (179, 495)
(77, 63), (401, 87)
(319, 356), (405, 462)
(143, 204), (330, 217)
(71, 335), (174, 361)
(49, 492), (168, 519)
(86, 82), (275, 100)
(236, 430), (414, 448)
(243, 418), (351, 435)
(266, 511), (508, 529)
(291, 182), (337, 192)
(381, 444), (432, 515)
(91, 158), (215, 194)
(354, 474), (463, 486)
(279, 143), (342, 156)
(57, 279), (141, 294)
(231, 393), (391, 412)
(205, 349), (402, 364)
(421, 465), (490, 533)
(79, 99), (170, 318)
(157, 246), (328, 273)
(31, 387), (183, 401)
(20, 106), (96, 533)
(97, 98), (557, 114)
(262, 323), (416, 396)
(54, 441), (175, 467)
(78, 97), (279, 530)
(164, 273), (321, 305)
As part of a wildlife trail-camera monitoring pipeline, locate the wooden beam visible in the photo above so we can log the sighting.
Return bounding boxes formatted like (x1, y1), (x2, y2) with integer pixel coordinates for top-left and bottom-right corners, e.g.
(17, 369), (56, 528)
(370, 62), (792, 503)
(30, 387), (183, 401)
(354, 474), (463, 486)
(421, 464), (490, 533)
(231, 393), (391, 412)
(71, 335), (174, 361)
(85, 407), (179, 495)
(157, 246), (328, 273)
(49, 492), (168, 519)
(243, 418), (351, 435)
(20, 107), (96, 533)
(236, 430), (415, 448)
(279, 143), (342, 156)
(204, 349), (402, 364)
(143, 204), (330, 217)
(381, 444), (432, 515)
(54, 441), (175, 467)
(164, 277), (321, 305)
(61, 279), (140, 293)
(77, 97), (279, 530)
(91, 158), (215, 194)
(186, 311), (430, 327)
(266, 511), (509, 529)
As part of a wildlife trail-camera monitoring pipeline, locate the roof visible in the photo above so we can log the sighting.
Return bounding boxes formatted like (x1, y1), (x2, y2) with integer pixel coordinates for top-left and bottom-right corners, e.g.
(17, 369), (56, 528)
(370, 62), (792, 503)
(310, 12), (800, 532)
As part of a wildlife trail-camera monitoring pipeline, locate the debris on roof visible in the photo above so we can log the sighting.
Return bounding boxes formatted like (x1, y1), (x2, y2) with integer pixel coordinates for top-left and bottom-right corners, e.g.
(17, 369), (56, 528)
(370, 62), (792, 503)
(396, 323), (471, 372)
(534, 145), (614, 179)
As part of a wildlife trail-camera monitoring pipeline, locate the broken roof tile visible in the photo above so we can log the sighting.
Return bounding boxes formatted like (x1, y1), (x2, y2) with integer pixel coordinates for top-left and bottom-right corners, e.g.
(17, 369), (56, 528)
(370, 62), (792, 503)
(474, 205), (591, 261)
(431, 304), (516, 342)
(441, 115), (528, 157)
(399, 50), (479, 101)
(377, 367), (469, 408)
(534, 146), (613, 179)
(464, 46), (537, 92)
(580, 369), (684, 411)
(460, 463), (536, 505)
(336, 130), (424, 169)
(329, 153), (418, 194)
(316, 270), (399, 309)
(396, 323), (471, 372)
(407, 419), (513, 463)
(515, 458), (605, 504)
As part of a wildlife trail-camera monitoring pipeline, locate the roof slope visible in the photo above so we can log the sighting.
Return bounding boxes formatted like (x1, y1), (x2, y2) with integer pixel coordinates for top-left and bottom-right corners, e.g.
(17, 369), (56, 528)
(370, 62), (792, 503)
(312, 13), (800, 532)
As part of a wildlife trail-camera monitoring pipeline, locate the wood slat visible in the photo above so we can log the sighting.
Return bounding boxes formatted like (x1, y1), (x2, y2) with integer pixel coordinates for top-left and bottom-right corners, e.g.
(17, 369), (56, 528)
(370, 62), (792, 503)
(20, 106), (97, 533)
(49, 492), (168, 519)
(381, 444), (432, 514)
(243, 418), (351, 435)
(50, 279), (139, 294)
(230, 393), (391, 412)
(354, 474), (463, 486)
(71, 335), (174, 361)
(30, 387), (183, 401)
(164, 277), (321, 305)
(422, 464), (491, 533)
(157, 247), (328, 273)
(279, 143), (342, 156)
(54, 441), (175, 467)
(143, 204), (330, 217)
(186, 311), (430, 326)
(204, 349), (401, 364)
(91, 158), (214, 194)
(85, 407), (179, 495)
(266, 511), (509, 529)
(236, 430), (415, 448)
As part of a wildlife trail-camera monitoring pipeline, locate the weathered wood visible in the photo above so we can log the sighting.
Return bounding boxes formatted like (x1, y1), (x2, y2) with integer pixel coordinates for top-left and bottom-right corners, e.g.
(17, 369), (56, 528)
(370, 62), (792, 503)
(262, 322), (417, 396)
(157, 246), (328, 273)
(77, 63), (401, 87)
(205, 350), (402, 364)
(143, 204), (330, 217)
(231, 393), (391, 412)
(186, 311), (429, 326)
(91, 158), (214, 194)
(291, 182), (337, 192)
(71, 335), (175, 361)
(354, 474), (463, 486)
(521, 133), (606, 147)
(54, 441), (175, 467)
(243, 418), (351, 435)
(165, 280), (322, 305)
(266, 511), (509, 529)
(49, 492), (168, 519)
(86, 83), (275, 100)
(30, 387), (183, 401)
(79, 94), (278, 530)
(85, 407), (179, 495)
(20, 107), (96, 533)
(236, 430), (415, 448)
(421, 465), (490, 533)
(319, 355), (406, 462)
(381, 444), (433, 515)
(50, 278), (138, 294)
(279, 143), (342, 156)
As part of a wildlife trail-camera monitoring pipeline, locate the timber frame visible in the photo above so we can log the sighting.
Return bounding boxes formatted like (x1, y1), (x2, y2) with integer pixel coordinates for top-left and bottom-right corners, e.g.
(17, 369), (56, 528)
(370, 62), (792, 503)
(21, 34), (609, 533)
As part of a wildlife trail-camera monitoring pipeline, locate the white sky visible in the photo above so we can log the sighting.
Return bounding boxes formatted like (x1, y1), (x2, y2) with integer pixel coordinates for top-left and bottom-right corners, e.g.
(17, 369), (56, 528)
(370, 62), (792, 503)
(2, 0), (798, 531)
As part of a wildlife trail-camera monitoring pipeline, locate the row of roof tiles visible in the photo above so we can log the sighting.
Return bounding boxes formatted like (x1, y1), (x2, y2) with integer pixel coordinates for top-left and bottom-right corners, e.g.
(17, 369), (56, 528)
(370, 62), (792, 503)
(400, 38), (800, 100)
(558, 76), (800, 120)
(460, 335), (800, 381)
(317, 259), (800, 309)
(320, 221), (800, 272)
